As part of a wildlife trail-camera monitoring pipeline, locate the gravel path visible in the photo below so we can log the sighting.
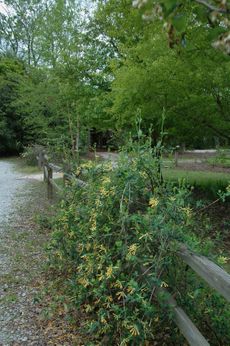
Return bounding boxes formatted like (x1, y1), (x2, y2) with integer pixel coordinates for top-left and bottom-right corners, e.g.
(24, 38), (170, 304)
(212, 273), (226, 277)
(0, 159), (49, 346)
(98, 151), (230, 173)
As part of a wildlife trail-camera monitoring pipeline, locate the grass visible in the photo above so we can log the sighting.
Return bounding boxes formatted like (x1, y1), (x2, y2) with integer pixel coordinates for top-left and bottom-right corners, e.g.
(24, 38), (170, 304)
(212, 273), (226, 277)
(16, 158), (42, 174)
(18, 165), (42, 174)
(163, 168), (230, 197)
(207, 157), (230, 168)
(54, 177), (64, 187)
(164, 168), (230, 183)
(0, 156), (42, 174)
(0, 293), (18, 304)
(206, 149), (230, 168)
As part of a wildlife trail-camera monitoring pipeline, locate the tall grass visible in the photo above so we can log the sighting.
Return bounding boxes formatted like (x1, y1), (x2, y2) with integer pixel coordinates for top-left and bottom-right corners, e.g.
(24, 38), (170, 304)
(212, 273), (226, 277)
(163, 169), (229, 198)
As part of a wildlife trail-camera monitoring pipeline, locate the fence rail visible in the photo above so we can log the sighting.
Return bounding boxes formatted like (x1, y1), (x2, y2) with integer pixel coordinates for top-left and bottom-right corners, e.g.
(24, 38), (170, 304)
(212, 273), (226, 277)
(38, 153), (86, 199)
(37, 152), (230, 346)
(155, 287), (210, 346)
(178, 244), (230, 303)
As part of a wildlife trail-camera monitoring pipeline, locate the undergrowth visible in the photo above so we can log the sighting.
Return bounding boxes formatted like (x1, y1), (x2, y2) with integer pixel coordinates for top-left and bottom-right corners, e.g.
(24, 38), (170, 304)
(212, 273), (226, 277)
(45, 140), (230, 345)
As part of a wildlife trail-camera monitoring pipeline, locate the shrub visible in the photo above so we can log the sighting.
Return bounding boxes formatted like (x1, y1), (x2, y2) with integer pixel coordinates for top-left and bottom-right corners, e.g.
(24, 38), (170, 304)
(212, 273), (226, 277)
(48, 140), (230, 345)
(21, 144), (45, 166)
(207, 149), (230, 168)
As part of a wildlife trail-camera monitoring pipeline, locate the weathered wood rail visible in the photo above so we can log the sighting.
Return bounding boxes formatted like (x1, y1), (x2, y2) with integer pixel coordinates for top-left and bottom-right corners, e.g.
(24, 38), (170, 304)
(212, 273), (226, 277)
(37, 152), (230, 346)
(162, 244), (230, 346)
(155, 287), (210, 346)
(37, 153), (86, 199)
(178, 244), (230, 303)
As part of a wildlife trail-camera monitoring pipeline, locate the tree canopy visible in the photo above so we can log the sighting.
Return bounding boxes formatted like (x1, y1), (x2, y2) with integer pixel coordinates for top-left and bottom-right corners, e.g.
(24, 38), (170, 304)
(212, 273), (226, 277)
(0, 0), (230, 154)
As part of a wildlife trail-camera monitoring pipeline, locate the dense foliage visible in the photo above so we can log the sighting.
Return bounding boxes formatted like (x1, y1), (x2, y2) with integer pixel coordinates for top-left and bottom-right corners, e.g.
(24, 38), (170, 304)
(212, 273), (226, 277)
(133, 0), (230, 54)
(48, 141), (230, 345)
(0, 0), (230, 154)
(1, 1), (230, 343)
(0, 56), (25, 153)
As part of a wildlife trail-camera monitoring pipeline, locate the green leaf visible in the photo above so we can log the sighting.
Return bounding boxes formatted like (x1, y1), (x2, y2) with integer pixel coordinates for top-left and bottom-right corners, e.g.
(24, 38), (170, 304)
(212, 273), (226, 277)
(194, 5), (208, 22)
(163, 0), (180, 16)
(207, 27), (227, 41)
(172, 14), (187, 32)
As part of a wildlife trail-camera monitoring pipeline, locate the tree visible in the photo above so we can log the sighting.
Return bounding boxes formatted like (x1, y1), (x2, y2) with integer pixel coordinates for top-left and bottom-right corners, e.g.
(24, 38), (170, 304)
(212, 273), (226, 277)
(0, 1), (100, 155)
(0, 55), (25, 153)
(94, 0), (230, 147)
(133, 0), (230, 54)
(0, 0), (48, 65)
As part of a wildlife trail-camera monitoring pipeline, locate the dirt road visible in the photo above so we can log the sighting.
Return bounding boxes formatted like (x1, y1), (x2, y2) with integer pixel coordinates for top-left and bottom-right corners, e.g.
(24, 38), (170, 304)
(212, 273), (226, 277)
(0, 159), (47, 345)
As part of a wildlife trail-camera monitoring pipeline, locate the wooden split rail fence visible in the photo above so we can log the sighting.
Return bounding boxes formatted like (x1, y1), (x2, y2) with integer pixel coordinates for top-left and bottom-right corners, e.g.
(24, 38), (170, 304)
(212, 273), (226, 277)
(37, 151), (85, 199)
(158, 246), (230, 346)
(37, 152), (230, 346)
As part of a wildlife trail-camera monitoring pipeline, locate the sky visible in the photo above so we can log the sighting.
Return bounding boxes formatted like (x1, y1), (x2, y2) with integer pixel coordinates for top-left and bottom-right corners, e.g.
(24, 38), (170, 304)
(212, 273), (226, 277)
(0, 2), (8, 15)
(0, 1), (94, 16)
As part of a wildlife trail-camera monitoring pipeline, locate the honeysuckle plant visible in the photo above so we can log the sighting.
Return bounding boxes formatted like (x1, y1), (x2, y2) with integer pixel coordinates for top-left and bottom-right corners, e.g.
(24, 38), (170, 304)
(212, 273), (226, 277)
(48, 139), (230, 344)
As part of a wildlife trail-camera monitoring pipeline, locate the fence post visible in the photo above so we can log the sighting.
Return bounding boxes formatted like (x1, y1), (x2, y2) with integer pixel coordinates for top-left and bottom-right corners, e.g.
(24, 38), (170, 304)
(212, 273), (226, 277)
(37, 150), (45, 168)
(37, 151), (42, 168)
(174, 145), (180, 167)
(47, 165), (53, 199)
(43, 154), (48, 182)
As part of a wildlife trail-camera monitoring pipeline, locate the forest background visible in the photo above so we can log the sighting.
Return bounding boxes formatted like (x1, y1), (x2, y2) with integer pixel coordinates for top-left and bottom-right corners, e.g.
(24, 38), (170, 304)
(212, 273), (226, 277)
(1, 0), (230, 156)
(1, 2), (230, 345)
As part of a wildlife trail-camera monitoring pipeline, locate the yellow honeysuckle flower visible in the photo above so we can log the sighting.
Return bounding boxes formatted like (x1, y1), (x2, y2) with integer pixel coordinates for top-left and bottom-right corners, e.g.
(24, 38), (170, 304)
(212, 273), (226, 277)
(90, 210), (97, 231)
(97, 273), (104, 281)
(160, 281), (168, 288)
(69, 231), (75, 238)
(99, 244), (107, 253)
(56, 251), (63, 260)
(78, 277), (89, 288)
(109, 186), (116, 196)
(102, 176), (111, 185)
(75, 168), (81, 175)
(116, 291), (126, 300)
(101, 316), (107, 324)
(105, 162), (113, 171)
(77, 243), (84, 252)
(127, 286), (135, 294)
(128, 325), (140, 336)
(106, 265), (113, 278)
(100, 186), (115, 197)
(81, 161), (94, 169)
(84, 304), (93, 312)
(86, 243), (91, 251)
(100, 186), (109, 196)
(95, 198), (102, 208)
(140, 171), (148, 179)
(128, 243), (138, 256)
(90, 221), (97, 231)
(218, 256), (229, 264)
(114, 280), (123, 289)
(180, 207), (192, 218)
(149, 197), (159, 208)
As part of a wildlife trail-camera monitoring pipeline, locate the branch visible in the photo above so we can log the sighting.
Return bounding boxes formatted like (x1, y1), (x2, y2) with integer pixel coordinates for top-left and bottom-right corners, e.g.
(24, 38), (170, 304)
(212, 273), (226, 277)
(195, 197), (220, 214)
(205, 122), (230, 140)
(195, 0), (230, 14)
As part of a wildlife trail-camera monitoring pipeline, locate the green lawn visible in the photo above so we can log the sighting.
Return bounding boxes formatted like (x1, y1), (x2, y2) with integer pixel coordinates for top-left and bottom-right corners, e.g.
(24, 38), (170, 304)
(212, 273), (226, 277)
(206, 157), (230, 168)
(17, 164), (42, 174)
(163, 168), (230, 197)
(54, 177), (64, 187)
(0, 157), (42, 174)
